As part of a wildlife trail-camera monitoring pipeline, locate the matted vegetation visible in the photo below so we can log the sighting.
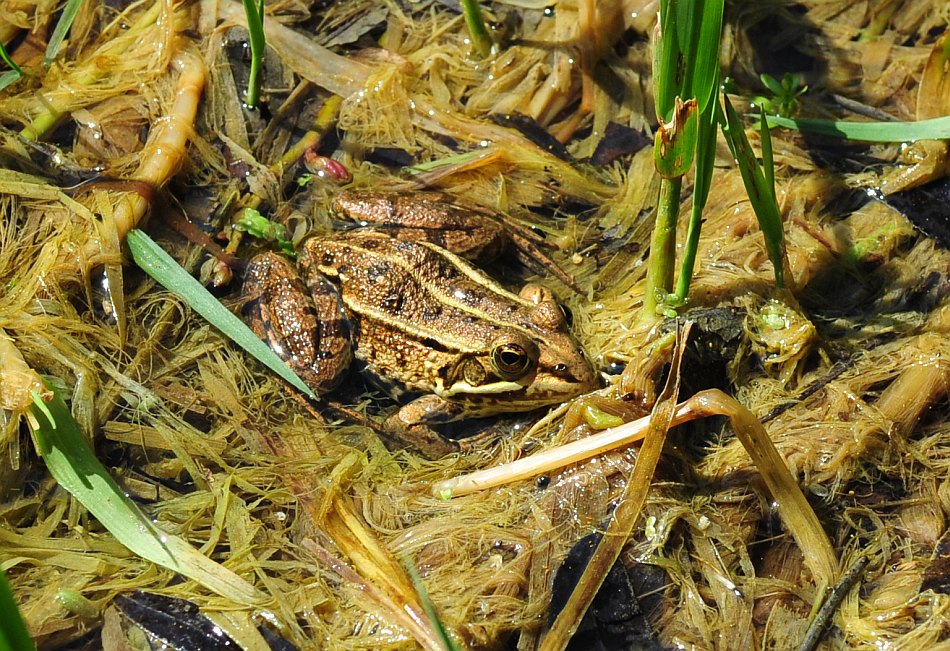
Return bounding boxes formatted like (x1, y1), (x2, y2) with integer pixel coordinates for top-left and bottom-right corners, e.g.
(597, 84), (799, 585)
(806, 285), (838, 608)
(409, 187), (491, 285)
(1, 0), (949, 649)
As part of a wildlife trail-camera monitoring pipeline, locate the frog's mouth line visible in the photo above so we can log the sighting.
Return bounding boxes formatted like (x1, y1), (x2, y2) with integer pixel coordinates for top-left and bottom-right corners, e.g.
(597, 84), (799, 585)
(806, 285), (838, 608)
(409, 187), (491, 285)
(438, 378), (589, 402)
(438, 380), (524, 398)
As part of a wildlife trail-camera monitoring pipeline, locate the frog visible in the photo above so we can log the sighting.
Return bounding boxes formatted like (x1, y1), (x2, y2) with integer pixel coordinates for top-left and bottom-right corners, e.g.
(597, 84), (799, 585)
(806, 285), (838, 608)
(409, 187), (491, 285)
(242, 190), (599, 457)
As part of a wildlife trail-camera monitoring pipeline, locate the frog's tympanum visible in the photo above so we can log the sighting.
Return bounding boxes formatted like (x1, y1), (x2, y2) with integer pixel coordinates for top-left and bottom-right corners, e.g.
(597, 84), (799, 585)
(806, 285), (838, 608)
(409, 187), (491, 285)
(242, 191), (599, 456)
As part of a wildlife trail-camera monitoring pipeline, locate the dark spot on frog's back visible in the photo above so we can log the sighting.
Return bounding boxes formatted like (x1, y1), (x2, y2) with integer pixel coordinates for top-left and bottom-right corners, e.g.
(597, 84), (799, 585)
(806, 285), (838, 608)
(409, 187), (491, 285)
(321, 251), (334, 266)
(438, 261), (457, 279)
(394, 240), (416, 254)
(382, 293), (402, 311)
(367, 262), (393, 282)
(421, 337), (450, 352)
(358, 238), (381, 251)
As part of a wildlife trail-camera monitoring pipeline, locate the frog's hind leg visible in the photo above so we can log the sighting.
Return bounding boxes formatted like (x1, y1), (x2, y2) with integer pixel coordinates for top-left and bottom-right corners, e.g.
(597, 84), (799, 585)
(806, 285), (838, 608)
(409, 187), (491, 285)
(243, 252), (353, 394)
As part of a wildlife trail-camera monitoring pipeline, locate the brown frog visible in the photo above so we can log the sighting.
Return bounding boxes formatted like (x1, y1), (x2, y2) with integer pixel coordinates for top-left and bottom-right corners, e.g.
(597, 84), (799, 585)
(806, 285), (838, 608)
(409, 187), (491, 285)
(243, 191), (599, 456)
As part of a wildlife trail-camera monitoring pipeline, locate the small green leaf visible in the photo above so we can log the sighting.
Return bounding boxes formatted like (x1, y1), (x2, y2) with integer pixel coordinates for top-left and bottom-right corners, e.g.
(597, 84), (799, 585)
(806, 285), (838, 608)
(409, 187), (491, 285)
(54, 589), (98, 618)
(760, 73), (784, 96)
(583, 404), (624, 430)
(44, 0), (85, 66)
(0, 568), (36, 651)
(126, 229), (317, 399)
(234, 208), (295, 257)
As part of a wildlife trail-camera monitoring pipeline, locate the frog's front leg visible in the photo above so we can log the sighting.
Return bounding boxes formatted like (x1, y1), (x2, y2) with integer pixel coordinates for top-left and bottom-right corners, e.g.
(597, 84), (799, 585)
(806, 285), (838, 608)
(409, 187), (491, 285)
(382, 394), (465, 458)
(243, 252), (353, 394)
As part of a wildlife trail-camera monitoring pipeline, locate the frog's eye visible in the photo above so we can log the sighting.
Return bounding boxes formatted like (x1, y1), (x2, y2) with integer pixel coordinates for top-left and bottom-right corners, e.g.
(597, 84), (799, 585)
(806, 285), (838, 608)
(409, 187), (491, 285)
(491, 343), (534, 380)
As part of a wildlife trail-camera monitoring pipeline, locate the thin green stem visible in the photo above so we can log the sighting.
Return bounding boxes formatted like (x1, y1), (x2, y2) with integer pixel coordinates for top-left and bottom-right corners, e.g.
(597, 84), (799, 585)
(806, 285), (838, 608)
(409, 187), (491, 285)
(245, 53), (261, 107)
(642, 177), (682, 321)
(242, 0), (265, 108)
(460, 0), (493, 58)
(674, 200), (702, 302)
(21, 109), (62, 141)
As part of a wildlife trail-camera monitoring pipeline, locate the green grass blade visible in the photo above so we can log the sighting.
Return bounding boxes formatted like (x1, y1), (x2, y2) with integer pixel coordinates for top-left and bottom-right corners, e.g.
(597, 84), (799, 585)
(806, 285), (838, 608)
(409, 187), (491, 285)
(241, 0), (265, 107)
(126, 229), (317, 399)
(653, 0), (678, 122)
(759, 110), (776, 205)
(675, 93), (720, 302)
(404, 560), (461, 651)
(765, 114), (950, 142)
(29, 381), (266, 606)
(680, 0), (723, 113)
(694, 0), (723, 111)
(0, 568), (36, 651)
(0, 41), (24, 91)
(722, 95), (786, 288)
(460, 0), (493, 58)
(0, 41), (23, 75)
(44, 0), (84, 66)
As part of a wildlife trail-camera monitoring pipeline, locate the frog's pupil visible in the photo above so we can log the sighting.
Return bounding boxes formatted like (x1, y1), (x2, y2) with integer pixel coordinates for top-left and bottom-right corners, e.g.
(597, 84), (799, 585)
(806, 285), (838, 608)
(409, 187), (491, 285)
(493, 343), (530, 377)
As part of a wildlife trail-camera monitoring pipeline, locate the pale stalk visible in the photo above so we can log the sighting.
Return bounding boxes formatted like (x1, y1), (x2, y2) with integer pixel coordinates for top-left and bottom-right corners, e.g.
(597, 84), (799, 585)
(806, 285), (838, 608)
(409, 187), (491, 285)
(113, 49), (205, 238)
(323, 498), (453, 651)
(871, 346), (948, 436)
(436, 388), (838, 591)
(541, 325), (685, 651)
(0, 330), (45, 413)
(432, 403), (684, 498)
